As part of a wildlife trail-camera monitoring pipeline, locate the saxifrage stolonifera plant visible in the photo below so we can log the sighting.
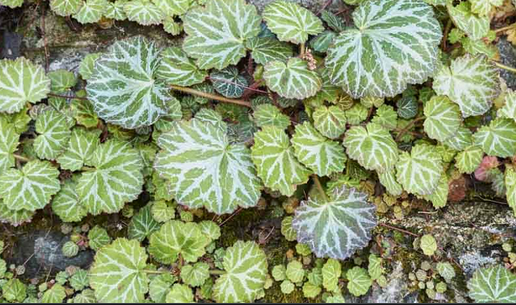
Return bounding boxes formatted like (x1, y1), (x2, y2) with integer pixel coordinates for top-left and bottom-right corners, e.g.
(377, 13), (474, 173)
(1, 0), (516, 302)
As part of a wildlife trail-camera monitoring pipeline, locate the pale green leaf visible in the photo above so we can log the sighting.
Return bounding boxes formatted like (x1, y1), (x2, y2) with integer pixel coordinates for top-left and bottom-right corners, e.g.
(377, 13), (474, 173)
(346, 267), (372, 297)
(155, 119), (261, 214)
(396, 144), (443, 196)
(180, 262), (210, 287)
(253, 104), (291, 130)
(166, 284), (194, 303)
(0, 0), (23, 8)
(157, 47), (207, 87)
(368, 254), (382, 280)
(292, 186), (377, 260)
(77, 139), (144, 215)
(455, 145), (484, 174)
(2, 279), (27, 302)
(473, 118), (516, 157)
(56, 128), (100, 171)
(124, 0), (163, 25)
(73, 0), (107, 24)
(433, 54), (499, 118)
(34, 109), (73, 160)
(422, 174), (449, 209)
(149, 274), (175, 303)
(312, 105), (347, 139)
(436, 262), (456, 282)
(378, 170), (403, 196)
(0, 58), (50, 113)
(251, 126), (311, 196)
(325, 0), (442, 98)
(88, 225), (111, 251)
(322, 259), (341, 292)
(498, 90), (516, 122)
(41, 284), (66, 303)
(447, 2), (490, 40)
(52, 179), (88, 222)
(90, 238), (149, 303)
(287, 261), (305, 283)
(264, 58), (322, 100)
(343, 123), (398, 173)
(0, 200), (34, 226)
(262, 0), (323, 44)
(423, 96), (462, 142)
(420, 234), (437, 256)
(506, 166), (516, 216)
(444, 126), (473, 151)
(291, 121), (346, 176)
(152, 0), (192, 16)
(213, 240), (268, 303)
(105, 0), (127, 20)
(182, 0), (261, 70)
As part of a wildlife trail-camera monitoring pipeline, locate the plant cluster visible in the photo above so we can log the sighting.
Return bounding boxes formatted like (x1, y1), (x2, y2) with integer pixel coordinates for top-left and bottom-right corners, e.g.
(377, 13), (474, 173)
(0, 0), (516, 303)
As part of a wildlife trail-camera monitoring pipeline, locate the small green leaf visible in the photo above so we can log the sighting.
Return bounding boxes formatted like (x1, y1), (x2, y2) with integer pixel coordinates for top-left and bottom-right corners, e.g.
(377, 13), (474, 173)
(436, 262), (456, 282)
(473, 118), (516, 157)
(312, 105), (347, 139)
(56, 128), (100, 171)
(286, 260), (305, 283)
(444, 126), (473, 151)
(420, 234), (437, 256)
(0, 118), (20, 174)
(246, 37), (293, 65)
(157, 47), (207, 87)
(368, 254), (382, 280)
(447, 2), (490, 40)
(346, 267), (371, 297)
(62, 241), (79, 258)
(2, 279), (27, 302)
(253, 104), (291, 130)
(124, 0), (163, 25)
(262, 1), (323, 44)
(272, 265), (286, 281)
(396, 96), (418, 120)
(423, 96), (462, 142)
(264, 58), (322, 100)
(505, 166), (516, 216)
(88, 225), (111, 251)
(378, 170), (403, 196)
(78, 53), (101, 81)
(152, 0), (192, 16)
(34, 109), (73, 160)
(166, 284), (194, 303)
(149, 274), (175, 303)
(322, 259), (341, 292)
(396, 144), (443, 196)
(210, 67), (248, 98)
(52, 179), (87, 222)
(73, 0), (107, 24)
(180, 262), (210, 287)
(128, 204), (161, 242)
(455, 145), (484, 174)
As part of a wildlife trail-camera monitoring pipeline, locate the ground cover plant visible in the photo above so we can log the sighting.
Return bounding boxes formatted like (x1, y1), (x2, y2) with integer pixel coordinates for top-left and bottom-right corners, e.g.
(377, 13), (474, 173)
(0, 0), (516, 303)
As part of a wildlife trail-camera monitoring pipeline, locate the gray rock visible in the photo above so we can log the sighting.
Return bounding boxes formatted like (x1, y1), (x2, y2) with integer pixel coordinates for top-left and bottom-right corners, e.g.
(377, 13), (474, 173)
(8, 230), (94, 279)
(497, 37), (516, 90)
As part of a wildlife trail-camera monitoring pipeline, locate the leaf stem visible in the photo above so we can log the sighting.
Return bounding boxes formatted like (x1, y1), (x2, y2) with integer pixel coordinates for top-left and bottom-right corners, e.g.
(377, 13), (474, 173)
(209, 269), (226, 275)
(379, 223), (419, 237)
(143, 269), (171, 274)
(312, 175), (328, 202)
(170, 85), (252, 108)
(495, 23), (516, 34)
(299, 42), (305, 58)
(494, 61), (516, 74)
(13, 154), (30, 162)
(395, 117), (425, 142)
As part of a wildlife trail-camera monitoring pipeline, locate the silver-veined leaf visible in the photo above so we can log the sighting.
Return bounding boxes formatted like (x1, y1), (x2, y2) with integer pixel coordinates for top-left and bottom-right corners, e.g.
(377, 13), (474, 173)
(423, 96), (462, 142)
(312, 105), (347, 139)
(325, 0), (442, 98)
(73, 0), (107, 24)
(470, 0), (503, 16)
(245, 37), (293, 65)
(447, 2), (490, 40)
(105, 0), (127, 20)
(124, 0), (163, 25)
(52, 179), (88, 222)
(50, 0), (83, 16)
(262, 0), (323, 44)
(292, 186), (377, 260)
(455, 145), (483, 174)
(154, 119), (262, 214)
(152, 0), (192, 16)
(395, 144), (443, 196)
(57, 128), (100, 171)
(251, 126), (311, 196)
(0, 160), (60, 212)
(473, 118), (516, 157)
(182, 0), (261, 70)
(0, 118), (19, 174)
(422, 174), (448, 209)
(86, 36), (174, 129)
(291, 122), (346, 177)
(498, 90), (516, 122)
(180, 262), (210, 287)
(0, 58), (50, 114)
(343, 123), (398, 173)
(127, 204), (161, 242)
(444, 126), (473, 151)
(77, 139), (144, 215)
(166, 284), (194, 303)
(34, 109), (73, 160)
(89, 238), (149, 303)
(157, 47), (207, 87)
(264, 58), (322, 100)
(433, 54), (499, 118)
(213, 240), (268, 303)
(210, 67), (248, 98)
(346, 267), (372, 297)
(467, 265), (516, 303)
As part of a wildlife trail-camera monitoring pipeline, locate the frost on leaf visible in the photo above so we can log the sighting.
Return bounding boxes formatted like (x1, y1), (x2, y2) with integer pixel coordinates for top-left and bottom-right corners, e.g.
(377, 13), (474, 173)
(0, 118), (20, 175)
(213, 240), (268, 303)
(90, 238), (149, 303)
(154, 119), (261, 214)
(343, 123), (398, 174)
(423, 96), (462, 142)
(182, 0), (261, 70)
(157, 47), (207, 87)
(0, 160), (60, 212)
(0, 58), (50, 114)
(34, 109), (73, 161)
(86, 36), (175, 129)
(473, 118), (516, 158)
(433, 55), (499, 118)
(264, 58), (322, 100)
(262, 1), (324, 44)
(396, 144), (443, 196)
(251, 126), (311, 197)
(291, 122), (346, 177)
(148, 220), (210, 264)
(77, 139), (144, 215)
(325, 0), (442, 98)
(292, 186), (377, 260)
(467, 265), (516, 303)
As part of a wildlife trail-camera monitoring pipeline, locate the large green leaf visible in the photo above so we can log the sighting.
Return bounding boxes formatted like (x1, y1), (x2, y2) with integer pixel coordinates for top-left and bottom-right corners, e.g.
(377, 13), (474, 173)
(473, 118), (516, 157)
(56, 128), (100, 171)
(34, 109), (73, 160)
(148, 220), (210, 264)
(291, 122), (346, 177)
(77, 139), (144, 215)
(262, 1), (323, 44)
(0, 118), (19, 174)
(396, 144), (443, 196)
(433, 55), (499, 118)
(343, 123), (398, 173)
(325, 0), (442, 98)
(467, 265), (516, 303)
(154, 119), (261, 214)
(182, 0), (261, 70)
(251, 126), (311, 196)
(90, 238), (149, 303)
(157, 47), (207, 87)
(0, 58), (50, 113)
(264, 58), (322, 100)
(86, 36), (175, 129)
(213, 240), (268, 303)
(423, 96), (462, 142)
(0, 160), (60, 212)
(292, 186), (377, 260)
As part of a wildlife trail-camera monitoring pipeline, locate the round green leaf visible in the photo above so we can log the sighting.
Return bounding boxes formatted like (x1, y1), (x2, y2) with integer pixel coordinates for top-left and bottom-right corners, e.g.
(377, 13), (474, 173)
(166, 284), (194, 303)
(52, 179), (87, 222)
(253, 104), (291, 130)
(127, 204), (161, 242)
(34, 109), (73, 160)
(455, 145), (483, 174)
(420, 234), (437, 256)
(264, 58), (322, 100)
(322, 259), (341, 292)
(312, 105), (347, 139)
(325, 0), (442, 98)
(124, 0), (163, 25)
(292, 186), (377, 260)
(157, 47), (207, 87)
(473, 118), (516, 157)
(423, 96), (462, 142)
(210, 67), (248, 98)
(180, 262), (210, 287)
(56, 127), (100, 171)
(346, 267), (371, 297)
